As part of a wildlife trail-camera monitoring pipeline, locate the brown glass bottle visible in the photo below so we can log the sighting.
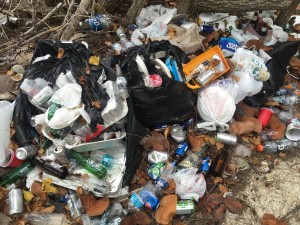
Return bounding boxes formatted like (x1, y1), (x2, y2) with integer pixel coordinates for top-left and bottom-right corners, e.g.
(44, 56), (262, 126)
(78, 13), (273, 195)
(210, 146), (230, 177)
(36, 157), (68, 179)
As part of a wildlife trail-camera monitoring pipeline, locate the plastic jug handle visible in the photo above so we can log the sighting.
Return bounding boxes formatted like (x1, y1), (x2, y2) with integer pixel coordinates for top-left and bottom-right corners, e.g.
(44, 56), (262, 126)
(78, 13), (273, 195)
(186, 79), (201, 90)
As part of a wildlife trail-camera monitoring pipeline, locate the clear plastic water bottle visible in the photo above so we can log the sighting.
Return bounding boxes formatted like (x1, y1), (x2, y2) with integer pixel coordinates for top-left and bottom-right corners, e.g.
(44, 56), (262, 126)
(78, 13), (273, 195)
(128, 182), (162, 211)
(116, 27), (134, 50)
(24, 213), (69, 225)
(155, 161), (177, 189)
(89, 152), (117, 168)
(271, 95), (299, 106)
(115, 64), (129, 100)
(257, 139), (296, 153)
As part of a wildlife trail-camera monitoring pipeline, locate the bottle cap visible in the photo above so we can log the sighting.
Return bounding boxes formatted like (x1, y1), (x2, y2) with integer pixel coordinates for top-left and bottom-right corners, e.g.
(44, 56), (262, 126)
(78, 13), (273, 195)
(257, 145), (264, 152)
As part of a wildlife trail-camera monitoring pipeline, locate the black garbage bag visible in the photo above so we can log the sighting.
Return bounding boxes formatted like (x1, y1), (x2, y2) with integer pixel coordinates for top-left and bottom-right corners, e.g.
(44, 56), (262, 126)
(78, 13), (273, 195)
(13, 40), (109, 145)
(121, 41), (196, 128)
(245, 40), (300, 107)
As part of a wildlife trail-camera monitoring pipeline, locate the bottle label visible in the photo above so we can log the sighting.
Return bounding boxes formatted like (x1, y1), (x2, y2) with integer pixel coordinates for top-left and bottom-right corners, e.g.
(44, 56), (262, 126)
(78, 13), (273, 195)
(116, 77), (127, 90)
(139, 189), (160, 210)
(102, 154), (113, 167)
(32, 86), (53, 106)
(49, 161), (64, 170)
(130, 193), (144, 209)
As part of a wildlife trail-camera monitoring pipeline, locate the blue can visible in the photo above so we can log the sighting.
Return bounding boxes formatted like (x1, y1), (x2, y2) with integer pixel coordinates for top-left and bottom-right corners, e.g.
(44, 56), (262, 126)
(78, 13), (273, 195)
(200, 25), (214, 33)
(200, 156), (211, 174)
(174, 142), (188, 160)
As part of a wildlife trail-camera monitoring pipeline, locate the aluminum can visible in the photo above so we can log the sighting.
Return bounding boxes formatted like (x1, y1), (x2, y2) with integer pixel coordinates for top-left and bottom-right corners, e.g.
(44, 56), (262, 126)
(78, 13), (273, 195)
(216, 132), (237, 145)
(67, 193), (84, 220)
(148, 151), (169, 164)
(16, 145), (38, 160)
(8, 188), (24, 215)
(176, 200), (195, 215)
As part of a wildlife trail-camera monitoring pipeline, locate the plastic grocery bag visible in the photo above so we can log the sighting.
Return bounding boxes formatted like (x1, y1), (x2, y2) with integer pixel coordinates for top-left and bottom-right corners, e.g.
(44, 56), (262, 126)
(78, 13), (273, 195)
(171, 168), (206, 201)
(197, 79), (237, 131)
(0, 101), (15, 166)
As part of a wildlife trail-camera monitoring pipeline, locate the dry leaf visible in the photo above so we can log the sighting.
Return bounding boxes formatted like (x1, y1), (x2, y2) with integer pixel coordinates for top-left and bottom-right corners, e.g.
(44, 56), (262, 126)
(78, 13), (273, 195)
(91, 100), (101, 109)
(137, 178), (147, 186)
(261, 213), (288, 225)
(250, 136), (261, 146)
(224, 197), (243, 214)
(23, 190), (34, 202)
(206, 193), (224, 209)
(213, 204), (226, 222)
(155, 195), (177, 225)
(121, 211), (150, 225)
(187, 133), (205, 152)
(203, 135), (216, 146)
(89, 56), (100, 66)
(87, 197), (110, 216)
(218, 184), (228, 194)
(164, 126), (170, 139)
(15, 217), (26, 225)
(241, 135), (251, 143)
(214, 177), (223, 184)
(216, 142), (224, 150)
(42, 178), (58, 193)
(265, 101), (280, 107)
(163, 179), (176, 195)
(31, 181), (47, 200)
(278, 152), (286, 158)
(40, 205), (56, 213)
(57, 48), (64, 59)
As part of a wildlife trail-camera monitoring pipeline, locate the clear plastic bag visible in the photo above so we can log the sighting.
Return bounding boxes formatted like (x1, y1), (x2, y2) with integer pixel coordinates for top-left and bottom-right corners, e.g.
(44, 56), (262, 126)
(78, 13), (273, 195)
(171, 168), (206, 201)
(197, 79), (237, 131)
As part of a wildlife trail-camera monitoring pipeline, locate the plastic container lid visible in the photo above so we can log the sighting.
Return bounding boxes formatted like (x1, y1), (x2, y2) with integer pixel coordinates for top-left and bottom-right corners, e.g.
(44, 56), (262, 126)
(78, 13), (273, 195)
(257, 145), (264, 152)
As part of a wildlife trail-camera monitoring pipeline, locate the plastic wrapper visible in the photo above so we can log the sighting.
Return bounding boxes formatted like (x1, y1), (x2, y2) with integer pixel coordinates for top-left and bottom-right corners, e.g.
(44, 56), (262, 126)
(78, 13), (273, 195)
(171, 168), (206, 201)
(197, 79), (237, 131)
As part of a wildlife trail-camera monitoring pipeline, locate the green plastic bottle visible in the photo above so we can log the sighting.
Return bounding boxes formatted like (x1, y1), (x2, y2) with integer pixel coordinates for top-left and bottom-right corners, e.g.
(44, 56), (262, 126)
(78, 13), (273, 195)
(69, 151), (107, 179)
(0, 162), (34, 187)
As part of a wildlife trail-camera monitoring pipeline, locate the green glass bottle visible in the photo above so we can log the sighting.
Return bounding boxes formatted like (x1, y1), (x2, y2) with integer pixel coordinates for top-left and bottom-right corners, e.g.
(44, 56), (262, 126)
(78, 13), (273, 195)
(0, 162), (34, 187)
(69, 151), (107, 179)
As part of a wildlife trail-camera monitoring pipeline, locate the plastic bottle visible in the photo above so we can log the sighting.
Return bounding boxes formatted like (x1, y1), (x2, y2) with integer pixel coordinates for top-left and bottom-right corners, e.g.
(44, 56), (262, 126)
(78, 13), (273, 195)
(116, 27), (135, 50)
(24, 213), (69, 225)
(260, 129), (279, 142)
(210, 146), (230, 177)
(271, 95), (299, 106)
(79, 14), (111, 31)
(67, 191), (84, 221)
(128, 182), (162, 211)
(0, 162), (34, 186)
(36, 157), (68, 179)
(115, 64), (129, 100)
(257, 139), (296, 153)
(155, 161), (177, 189)
(89, 152), (117, 168)
(69, 151), (107, 179)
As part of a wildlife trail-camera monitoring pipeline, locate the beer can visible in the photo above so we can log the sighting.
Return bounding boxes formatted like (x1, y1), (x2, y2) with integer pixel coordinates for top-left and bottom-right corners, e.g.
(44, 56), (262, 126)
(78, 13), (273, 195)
(16, 145), (38, 160)
(199, 156), (211, 174)
(216, 132), (237, 145)
(8, 188), (24, 215)
(176, 200), (195, 215)
(195, 69), (215, 86)
(148, 151), (169, 164)
(32, 86), (53, 106)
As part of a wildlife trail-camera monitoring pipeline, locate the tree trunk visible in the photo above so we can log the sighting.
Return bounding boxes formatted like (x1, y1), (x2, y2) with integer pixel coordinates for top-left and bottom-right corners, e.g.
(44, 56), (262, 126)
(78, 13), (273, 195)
(190, 0), (293, 14)
(177, 0), (192, 14)
(276, 0), (300, 26)
(124, 0), (148, 25)
(60, 0), (92, 40)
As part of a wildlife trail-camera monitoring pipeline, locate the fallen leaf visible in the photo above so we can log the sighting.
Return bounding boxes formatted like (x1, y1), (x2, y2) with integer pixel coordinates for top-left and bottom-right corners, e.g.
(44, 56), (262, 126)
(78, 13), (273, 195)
(14, 217), (26, 225)
(214, 177), (223, 184)
(31, 181), (47, 200)
(42, 178), (58, 193)
(57, 48), (64, 59)
(82, 173), (90, 181)
(278, 152), (286, 158)
(23, 190), (34, 202)
(218, 184), (228, 194)
(40, 205), (55, 213)
(164, 126), (170, 139)
(137, 178), (147, 186)
(250, 136), (261, 146)
(187, 133), (205, 151)
(121, 211), (150, 225)
(265, 101), (280, 107)
(87, 197), (110, 216)
(206, 193), (224, 209)
(216, 142), (224, 150)
(227, 163), (237, 174)
(213, 204), (226, 222)
(224, 197), (243, 214)
(89, 56), (100, 66)
(261, 213), (288, 225)
(6, 70), (14, 76)
(91, 100), (101, 109)
(155, 195), (177, 225)
(163, 179), (176, 195)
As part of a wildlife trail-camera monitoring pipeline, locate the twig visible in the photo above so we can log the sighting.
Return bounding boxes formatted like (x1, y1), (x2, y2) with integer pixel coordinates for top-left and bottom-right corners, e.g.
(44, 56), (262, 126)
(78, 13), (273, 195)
(58, 0), (75, 38)
(11, 0), (23, 12)
(0, 9), (14, 17)
(0, 25), (9, 41)
(22, 2), (64, 36)
(29, 0), (37, 34)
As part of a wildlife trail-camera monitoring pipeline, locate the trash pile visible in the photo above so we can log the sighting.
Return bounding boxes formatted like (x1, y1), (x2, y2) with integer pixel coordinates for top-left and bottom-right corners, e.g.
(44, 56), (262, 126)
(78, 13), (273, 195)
(1, 5), (300, 225)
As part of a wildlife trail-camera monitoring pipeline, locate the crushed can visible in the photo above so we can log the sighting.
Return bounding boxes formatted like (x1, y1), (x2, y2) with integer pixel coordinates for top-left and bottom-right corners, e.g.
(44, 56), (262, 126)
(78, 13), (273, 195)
(67, 192), (84, 221)
(176, 200), (195, 215)
(148, 162), (165, 180)
(148, 151), (169, 164)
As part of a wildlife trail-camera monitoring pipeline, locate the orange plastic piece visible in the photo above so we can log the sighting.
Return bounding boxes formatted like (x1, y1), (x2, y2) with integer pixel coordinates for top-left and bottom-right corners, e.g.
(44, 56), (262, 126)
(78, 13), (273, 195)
(257, 145), (264, 152)
(183, 46), (230, 90)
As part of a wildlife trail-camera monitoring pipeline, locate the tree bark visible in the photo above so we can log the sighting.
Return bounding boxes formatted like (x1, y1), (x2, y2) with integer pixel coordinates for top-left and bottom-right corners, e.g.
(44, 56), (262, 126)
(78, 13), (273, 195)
(177, 0), (192, 14)
(276, 0), (300, 26)
(60, 0), (92, 40)
(190, 0), (293, 14)
(124, 0), (148, 25)
(100, 0), (121, 14)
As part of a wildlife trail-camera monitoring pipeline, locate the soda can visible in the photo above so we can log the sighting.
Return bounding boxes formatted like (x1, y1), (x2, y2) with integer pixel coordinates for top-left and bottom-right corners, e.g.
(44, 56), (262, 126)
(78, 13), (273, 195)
(8, 188), (24, 215)
(216, 132), (237, 145)
(176, 200), (195, 215)
(148, 162), (165, 180)
(16, 145), (38, 160)
(195, 69), (215, 86)
(170, 124), (186, 143)
(199, 156), (211, 175)
(67, 193), (84, 221)
(148, 151), (169, 164)
(32, 86), (53, 106)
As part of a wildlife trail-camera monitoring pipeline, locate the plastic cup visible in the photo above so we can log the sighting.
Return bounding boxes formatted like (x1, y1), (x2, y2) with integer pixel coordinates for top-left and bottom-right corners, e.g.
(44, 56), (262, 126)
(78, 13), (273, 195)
(257, 108), (273, 127)
(1, 149), (24, 168)
(285, 119), (300, 141)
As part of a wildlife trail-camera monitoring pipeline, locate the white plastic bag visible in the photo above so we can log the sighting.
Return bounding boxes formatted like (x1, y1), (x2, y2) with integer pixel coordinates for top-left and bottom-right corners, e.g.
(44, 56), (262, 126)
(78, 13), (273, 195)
(51, 83), (82, 109)
(197, 79), (237, 131)
(0, 101), (15, 166)
(171, 168), (206, 201)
